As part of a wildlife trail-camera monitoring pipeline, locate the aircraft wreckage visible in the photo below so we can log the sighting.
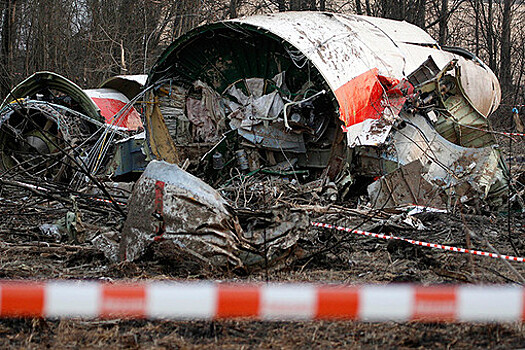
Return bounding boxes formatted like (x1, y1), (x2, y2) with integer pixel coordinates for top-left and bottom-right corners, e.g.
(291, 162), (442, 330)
(0, 72), (146, 185)
(138, 11), (506, 203)
(0, 12), (509, 269)
(121, 12), (509, 266)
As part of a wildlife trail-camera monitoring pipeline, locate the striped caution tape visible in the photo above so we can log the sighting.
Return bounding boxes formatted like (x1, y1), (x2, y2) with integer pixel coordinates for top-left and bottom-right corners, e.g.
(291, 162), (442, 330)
(311, 222), (525, 262)
(455, 123), (525, 138)
(0, 281), (524, 322)
(498, 131), (525, 137)
(90, 197), (126, 206)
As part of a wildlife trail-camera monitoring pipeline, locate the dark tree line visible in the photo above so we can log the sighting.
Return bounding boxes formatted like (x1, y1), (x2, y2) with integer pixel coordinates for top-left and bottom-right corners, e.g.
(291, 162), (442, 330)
(0, 0), (524, 107)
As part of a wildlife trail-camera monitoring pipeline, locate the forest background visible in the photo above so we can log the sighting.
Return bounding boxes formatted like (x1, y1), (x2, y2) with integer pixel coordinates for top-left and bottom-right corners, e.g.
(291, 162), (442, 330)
(0, 0), (524, 120)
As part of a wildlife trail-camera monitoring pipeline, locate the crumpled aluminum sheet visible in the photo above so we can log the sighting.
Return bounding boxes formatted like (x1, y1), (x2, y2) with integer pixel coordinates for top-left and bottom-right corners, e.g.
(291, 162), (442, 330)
(185, 80), (225, 142)
(118, 160), (313, 270)
(368, 159), (445, 209)
(232, 12), (500, 118)
(393, 113), (505, 200)
(119, 160), (246, 267)
(346, 118), (393, 147)
(365, 113), (507, 208)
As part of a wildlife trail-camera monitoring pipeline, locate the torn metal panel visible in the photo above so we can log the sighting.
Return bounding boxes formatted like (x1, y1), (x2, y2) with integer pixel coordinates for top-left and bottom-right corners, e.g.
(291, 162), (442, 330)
(99, 74), (147, 100)
(335, 68), (403, 129)
(119, 161), (314, 269)
(391, 113), (506, 205)
(0, 71), (148, 183)
(397, 43), (500, 117)
(119, 160), (247, 267)
(236, 123), (307, 153)
(237, 209), (311, 267)
(409, 60), (497, 148)
(84, 89), (143, 131)
(0, 99), (104, 182)
(368, 160), (445, 209)
(1, 71), (101, 120)
(106, 133), (148, 179)
(443, 47), (501, 116)
(2, 71), (144, 132)
(436, 69), (496, 148)
(355, 61), (508, 207)
(156, 84), (190, 143)
(406, 56), (440, 85)
(143, 94), (180, 164)
(346, 116), (393, 147)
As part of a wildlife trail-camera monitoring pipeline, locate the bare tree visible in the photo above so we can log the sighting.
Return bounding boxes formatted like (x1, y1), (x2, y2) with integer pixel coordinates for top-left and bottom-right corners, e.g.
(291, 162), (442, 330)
(0, 0), (523, 113)
(0, 0), (17, 95)
(438, 0), (448, 45)
(499, 0), (513, 93)
(230, 0), (238, 18)
(290, 0), (317, 10)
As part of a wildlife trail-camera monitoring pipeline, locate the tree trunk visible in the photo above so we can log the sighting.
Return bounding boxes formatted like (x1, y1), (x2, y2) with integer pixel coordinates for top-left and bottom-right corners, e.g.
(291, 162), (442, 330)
(356, 0), (363, 14)
(438, 0), (448, 45)
(365, 0), (372, 15)
(499, 0), (513, 92)
(229, 0), (237, 18)
(0, 0), (16, 95)
(290, 0), (316, 10)
(474, 0), (479, 56)
(414, 0), (426, 28)
(486, 0), (496, 73)
(289, 0), (300, 10)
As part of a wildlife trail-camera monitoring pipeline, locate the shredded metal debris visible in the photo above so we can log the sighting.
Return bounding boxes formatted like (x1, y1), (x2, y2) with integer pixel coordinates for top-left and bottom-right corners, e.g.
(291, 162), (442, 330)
(0, 12), (519, 272)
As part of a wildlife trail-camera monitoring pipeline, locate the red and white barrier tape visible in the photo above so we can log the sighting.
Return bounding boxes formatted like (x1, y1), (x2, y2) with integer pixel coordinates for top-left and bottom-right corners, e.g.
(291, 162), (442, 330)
(311, 222), (525, 262)
(456, 123), (525, 138)
(502, 132), (525, 137)
(91, 197), (126, 206)
(0, 281), (524, 322)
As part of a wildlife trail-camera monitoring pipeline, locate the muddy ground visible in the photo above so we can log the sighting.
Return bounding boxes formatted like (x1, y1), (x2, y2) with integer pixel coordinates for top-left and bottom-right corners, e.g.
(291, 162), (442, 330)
(1, 133), (525, 348)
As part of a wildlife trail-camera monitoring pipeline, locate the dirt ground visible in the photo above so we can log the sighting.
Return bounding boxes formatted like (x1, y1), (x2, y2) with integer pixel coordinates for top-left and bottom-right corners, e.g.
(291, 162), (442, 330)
(1, 132), (525, 348)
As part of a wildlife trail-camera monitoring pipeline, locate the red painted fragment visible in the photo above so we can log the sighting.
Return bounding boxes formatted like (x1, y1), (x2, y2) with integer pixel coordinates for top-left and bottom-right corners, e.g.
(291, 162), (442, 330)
(154, 181), (165, 215)
(335, 69), (413, 130)
(91, 97), (143, 131)
(153, 180), (166, 238)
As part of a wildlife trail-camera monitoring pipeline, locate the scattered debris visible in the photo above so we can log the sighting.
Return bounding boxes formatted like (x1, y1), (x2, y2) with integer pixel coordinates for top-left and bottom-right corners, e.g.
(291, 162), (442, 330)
(368, 160), (445, 209)
(38, 211), (79, 243)
(92, 232), (120, 263)
(1, 11), (525, 349)
(0, 71), (147, 192)
(0, 13), (521, 281)
(119, 160), (313, 270)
